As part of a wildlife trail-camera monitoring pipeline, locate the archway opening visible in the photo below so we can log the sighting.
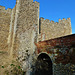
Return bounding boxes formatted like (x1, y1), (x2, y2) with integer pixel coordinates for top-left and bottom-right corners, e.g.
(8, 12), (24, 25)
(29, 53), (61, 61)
(32, 53), (53, 75)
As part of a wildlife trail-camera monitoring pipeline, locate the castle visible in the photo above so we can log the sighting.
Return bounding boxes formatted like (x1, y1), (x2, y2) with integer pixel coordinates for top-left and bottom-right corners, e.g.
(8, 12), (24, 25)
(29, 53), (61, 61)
(0, 0), (73, 74)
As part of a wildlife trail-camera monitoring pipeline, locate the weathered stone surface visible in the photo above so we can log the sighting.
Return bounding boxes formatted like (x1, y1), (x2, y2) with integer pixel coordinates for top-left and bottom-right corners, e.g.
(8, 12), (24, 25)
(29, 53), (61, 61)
(39, 18), (72, 40)
(0, 0), (73, 75)
(0, 7), (12, 52)
(36, 34), (75, 75)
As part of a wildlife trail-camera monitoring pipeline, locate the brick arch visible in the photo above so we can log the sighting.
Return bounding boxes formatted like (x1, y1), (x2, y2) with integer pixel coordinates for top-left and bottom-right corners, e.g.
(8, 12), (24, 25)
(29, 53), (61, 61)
(35, 53), (53, 75)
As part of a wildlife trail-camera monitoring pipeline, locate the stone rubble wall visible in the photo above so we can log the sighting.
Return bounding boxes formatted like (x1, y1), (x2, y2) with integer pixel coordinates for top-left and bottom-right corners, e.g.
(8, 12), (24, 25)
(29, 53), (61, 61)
(12, 0), (39, 70)
(0, 6), (12, 75)
(0, 0), (73, 74)
(39, 17), (72, 40)
(0, 6), (12, 52)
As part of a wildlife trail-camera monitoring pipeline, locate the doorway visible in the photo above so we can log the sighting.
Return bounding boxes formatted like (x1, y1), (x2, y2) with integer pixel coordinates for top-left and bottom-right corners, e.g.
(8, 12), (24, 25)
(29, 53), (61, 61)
(32, 53), (53, 75)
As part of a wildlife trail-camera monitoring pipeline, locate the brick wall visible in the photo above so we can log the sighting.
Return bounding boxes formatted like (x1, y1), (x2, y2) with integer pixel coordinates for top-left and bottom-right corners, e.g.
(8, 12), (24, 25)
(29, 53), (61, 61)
(36, 34), (75, 75)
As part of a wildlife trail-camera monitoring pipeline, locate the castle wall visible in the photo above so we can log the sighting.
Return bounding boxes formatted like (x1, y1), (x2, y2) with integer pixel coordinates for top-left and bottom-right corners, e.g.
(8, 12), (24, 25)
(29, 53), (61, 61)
(0, 6), (12, 52)
(12, 0), (39, 70)
(8, 6), (17, 57)
(36, 34), (75, 75)
(0, 0), (74, 74)
(39, 18), (72, 40)
(0, 7), (12, 74)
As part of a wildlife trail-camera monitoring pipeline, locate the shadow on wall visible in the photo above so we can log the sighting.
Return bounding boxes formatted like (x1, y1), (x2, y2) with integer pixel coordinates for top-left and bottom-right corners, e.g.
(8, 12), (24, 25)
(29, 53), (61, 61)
(31, 53), (53, 75)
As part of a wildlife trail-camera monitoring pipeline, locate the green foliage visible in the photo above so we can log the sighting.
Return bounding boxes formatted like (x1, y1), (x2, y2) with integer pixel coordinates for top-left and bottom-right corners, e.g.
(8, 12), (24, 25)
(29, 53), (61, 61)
(10, 64), (15, 66)
(18, 66), (21, 69)
(1, 66), (4, 68)
(2, 60), (26, 75)
(0, 51), (6, 54)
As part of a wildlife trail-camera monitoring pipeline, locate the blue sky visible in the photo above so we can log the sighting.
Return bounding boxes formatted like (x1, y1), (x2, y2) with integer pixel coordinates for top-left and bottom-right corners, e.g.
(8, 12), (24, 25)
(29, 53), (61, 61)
(0, 0), (75, 34)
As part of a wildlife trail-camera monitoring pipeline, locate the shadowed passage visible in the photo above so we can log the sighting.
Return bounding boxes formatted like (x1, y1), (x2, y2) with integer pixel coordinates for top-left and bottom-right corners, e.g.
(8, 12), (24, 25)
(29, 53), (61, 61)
(31, 53), (53, 75)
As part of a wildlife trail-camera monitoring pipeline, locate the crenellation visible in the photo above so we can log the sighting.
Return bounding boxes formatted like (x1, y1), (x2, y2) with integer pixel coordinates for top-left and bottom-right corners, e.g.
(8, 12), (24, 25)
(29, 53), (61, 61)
(58, 18), (71, 24)
(40, 17), (44, 19)
(0, 6), (12, 13)
(34, 1), (39, 4)
(67, 17), (70, 20)
(40, 17), (61, 24)
(40, 17), (72, 40)
(62, 18), (66, 20)
(60, 18), (67, 23)
(45, 19), (50, 23)
(40, 17), (45, 22)
(67, 18), (71, 22)
(51, 20), (55, 23)
(6, 8), (12, 13)
(0, 6), (5, 10)
(55, 22), (58, 24)
(34, 1), (39, 8)
(40, 17), (71, 25)
(59, 19), (62, 22)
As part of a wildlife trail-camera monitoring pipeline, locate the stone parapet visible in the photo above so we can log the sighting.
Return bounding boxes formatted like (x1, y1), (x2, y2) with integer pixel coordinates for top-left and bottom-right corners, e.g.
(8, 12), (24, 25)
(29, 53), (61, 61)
(39, 17), (72, 40)
(0, 6), (12, 14)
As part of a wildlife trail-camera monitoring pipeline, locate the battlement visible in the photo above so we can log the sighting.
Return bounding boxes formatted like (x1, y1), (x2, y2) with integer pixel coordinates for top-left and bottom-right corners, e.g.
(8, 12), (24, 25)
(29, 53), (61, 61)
(40, 17), (71, 25)
(0, 0), (73, 74)
(39, 17), (72, 40)
(0, 6), (12, 13)
(40, 18), (58, 25)
(33, 1), (39, 8)
(59, 18), (71, 23)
